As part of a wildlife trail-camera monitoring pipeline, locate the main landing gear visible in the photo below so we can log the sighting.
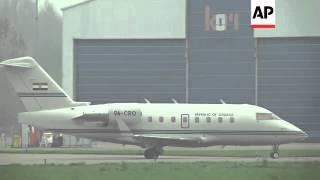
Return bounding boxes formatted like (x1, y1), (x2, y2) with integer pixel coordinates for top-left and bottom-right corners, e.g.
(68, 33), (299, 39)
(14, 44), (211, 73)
(144, 148), (162, 159)
(270, 145), (279, 159)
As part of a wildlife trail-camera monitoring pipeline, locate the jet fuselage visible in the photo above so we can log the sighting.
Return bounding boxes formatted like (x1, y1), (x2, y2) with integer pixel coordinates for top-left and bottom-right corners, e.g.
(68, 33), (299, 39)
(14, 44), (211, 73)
(19, 103), (307, 148)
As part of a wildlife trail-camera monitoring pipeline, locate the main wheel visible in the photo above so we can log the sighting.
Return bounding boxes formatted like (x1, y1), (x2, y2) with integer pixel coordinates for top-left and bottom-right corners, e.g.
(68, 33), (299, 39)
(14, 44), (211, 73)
(144, 149), (153, 159)
(144, 149), (160, 159)
(270, 152), (279, 159)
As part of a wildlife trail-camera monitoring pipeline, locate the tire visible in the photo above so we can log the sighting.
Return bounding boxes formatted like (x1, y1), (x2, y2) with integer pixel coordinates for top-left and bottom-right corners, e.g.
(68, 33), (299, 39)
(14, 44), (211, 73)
(144, 149), (160, 159)
(270, 152), (279, 159)
(144, 149), (152, 159)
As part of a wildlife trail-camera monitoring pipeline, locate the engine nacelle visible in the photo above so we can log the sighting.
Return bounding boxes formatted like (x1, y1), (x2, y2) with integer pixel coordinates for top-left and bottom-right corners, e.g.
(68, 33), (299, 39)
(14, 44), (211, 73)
(76, 105), (110, 126)
(80, 113), (109, 126)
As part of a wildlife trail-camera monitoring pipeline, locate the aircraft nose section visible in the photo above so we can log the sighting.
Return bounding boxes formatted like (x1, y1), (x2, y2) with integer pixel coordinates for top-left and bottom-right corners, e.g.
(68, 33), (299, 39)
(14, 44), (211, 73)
(297, 130), (309, 141)
(282, 120), (308, 141)
(292, 124), (308, 139)
(300, 130), (309, 139)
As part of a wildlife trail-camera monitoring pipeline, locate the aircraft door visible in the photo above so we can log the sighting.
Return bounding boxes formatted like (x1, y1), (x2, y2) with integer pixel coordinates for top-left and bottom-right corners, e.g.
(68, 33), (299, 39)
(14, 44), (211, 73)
(181, 114), (189, 128)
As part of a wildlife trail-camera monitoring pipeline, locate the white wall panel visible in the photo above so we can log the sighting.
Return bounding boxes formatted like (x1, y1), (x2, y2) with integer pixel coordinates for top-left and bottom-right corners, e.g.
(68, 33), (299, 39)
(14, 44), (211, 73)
(62, 0), (186, 97)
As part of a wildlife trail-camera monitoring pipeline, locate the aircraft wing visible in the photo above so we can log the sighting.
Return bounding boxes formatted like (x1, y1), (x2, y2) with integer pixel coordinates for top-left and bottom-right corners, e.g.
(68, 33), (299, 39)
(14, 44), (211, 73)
(133, 134), (204, 146)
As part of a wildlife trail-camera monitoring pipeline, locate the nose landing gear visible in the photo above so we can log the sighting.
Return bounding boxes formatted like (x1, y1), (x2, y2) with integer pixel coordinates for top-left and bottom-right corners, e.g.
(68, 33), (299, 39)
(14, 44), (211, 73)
(270, 145), (279, 159)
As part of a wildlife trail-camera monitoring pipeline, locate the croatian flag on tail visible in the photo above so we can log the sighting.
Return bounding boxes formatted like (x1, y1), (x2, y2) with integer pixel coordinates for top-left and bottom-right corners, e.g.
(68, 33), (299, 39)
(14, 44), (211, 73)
(32, 82), (48, 91)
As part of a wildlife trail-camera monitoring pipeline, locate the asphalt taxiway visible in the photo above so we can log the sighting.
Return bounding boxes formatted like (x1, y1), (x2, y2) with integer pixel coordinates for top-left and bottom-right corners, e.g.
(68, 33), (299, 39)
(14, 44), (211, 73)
(0, 153), (320, 165)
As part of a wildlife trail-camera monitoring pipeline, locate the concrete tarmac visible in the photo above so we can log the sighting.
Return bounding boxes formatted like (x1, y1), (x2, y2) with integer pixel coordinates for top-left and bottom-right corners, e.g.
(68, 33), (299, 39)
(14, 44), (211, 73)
(0, 153), (320, 165)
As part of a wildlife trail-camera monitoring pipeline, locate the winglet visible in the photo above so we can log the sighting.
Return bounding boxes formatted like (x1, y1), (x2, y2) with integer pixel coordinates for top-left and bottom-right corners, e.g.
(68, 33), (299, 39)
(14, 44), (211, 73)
(220, 99), (226, 104)
(144, 99), (151, 103)
(171, 98), (178, 104)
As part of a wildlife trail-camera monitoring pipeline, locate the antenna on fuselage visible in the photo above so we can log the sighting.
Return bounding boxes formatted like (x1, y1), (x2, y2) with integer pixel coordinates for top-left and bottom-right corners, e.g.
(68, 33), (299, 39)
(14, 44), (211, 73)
(171, 98), (178, 104)
(220, 99), (226, 104)
(144, 99), (151, 103)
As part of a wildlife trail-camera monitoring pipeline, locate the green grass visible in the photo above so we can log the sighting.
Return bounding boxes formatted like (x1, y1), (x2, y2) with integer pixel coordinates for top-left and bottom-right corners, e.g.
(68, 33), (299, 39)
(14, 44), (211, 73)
(1, 148), (320, 157)
(164, 149), (320, 157)
(0, 161), (320, 180)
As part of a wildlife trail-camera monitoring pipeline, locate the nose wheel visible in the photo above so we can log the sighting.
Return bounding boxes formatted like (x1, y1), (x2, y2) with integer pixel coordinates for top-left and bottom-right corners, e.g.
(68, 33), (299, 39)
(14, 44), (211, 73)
(144, 148), (161, 159)
(270, 145), (279, 159)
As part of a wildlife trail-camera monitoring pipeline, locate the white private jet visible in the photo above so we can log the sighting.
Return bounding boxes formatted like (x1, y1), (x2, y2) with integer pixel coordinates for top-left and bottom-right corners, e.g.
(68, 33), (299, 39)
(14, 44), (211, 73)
(0, 57), (308, 159)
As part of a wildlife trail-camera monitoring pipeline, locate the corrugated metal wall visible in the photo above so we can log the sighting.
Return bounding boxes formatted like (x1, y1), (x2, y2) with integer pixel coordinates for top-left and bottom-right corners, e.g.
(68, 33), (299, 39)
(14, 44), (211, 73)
(257, 38), (320, 141)
(74, 39), (186, 104)
(188, 0), (255, 104)
(74, 0), (255, 105)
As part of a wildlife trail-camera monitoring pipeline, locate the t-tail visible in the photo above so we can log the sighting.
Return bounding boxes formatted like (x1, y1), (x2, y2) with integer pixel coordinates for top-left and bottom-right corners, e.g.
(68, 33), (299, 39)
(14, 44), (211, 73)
(0, 56), (89, 112)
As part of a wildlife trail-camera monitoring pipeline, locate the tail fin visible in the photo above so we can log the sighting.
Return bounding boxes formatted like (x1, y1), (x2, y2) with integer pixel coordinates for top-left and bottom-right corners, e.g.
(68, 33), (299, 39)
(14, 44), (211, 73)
(0, 57), (89, 111)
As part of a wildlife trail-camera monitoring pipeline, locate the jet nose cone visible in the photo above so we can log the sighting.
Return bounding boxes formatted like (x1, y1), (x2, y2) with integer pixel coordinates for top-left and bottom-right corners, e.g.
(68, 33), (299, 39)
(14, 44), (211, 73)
(301, 131), (309, 139)
(292, 125), (308, 140)
(294, 128), (309, 141)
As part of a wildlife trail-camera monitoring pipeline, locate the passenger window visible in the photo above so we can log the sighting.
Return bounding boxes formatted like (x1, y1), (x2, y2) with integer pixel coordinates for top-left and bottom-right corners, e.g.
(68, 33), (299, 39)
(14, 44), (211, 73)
(148, 116), (152, 122)
(218, 117), (223, 123)
(206, 117), (211, 123)
(159, 116), (164, 123)
(272, 114), (281, 120)
(230, 117), (235, 123)
(195, 117), (200, 123)
(171, 116), (176, 123)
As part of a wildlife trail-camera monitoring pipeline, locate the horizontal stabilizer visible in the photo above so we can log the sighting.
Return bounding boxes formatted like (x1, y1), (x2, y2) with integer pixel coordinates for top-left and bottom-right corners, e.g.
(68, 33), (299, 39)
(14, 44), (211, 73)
(0, 61), (33, 68)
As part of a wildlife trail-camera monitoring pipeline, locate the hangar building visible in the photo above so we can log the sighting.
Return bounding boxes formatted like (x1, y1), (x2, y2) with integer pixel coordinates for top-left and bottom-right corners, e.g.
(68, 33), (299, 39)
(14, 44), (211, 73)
(62, 0), (320, 141)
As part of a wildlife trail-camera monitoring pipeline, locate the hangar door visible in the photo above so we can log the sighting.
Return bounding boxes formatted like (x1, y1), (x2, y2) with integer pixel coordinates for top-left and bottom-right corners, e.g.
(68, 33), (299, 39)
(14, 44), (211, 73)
(74, 39), (186, 104)
(187, 0), (255, 104)
(257, 38), (320, 141)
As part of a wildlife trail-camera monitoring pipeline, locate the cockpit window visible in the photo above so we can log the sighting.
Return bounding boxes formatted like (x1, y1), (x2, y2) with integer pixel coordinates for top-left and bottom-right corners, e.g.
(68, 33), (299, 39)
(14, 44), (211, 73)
(256, 113), (280, 120)
(272, 114), (281, 120)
